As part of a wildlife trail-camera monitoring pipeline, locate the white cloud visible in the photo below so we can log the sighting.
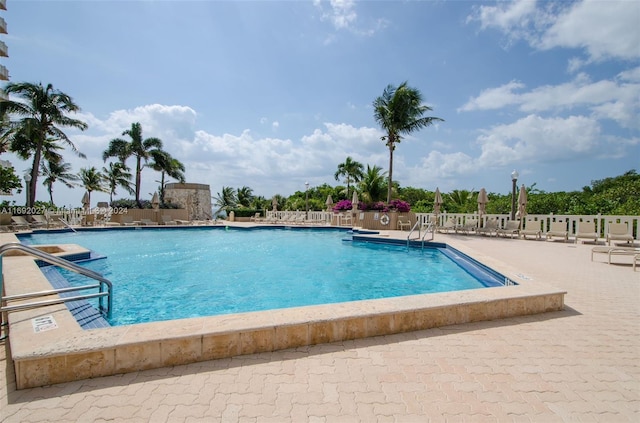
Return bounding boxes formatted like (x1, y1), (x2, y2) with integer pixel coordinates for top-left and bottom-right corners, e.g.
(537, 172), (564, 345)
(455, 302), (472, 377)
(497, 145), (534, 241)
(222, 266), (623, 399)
(314, 0), (387, 38)
(476, 114), (601, 166)
(539, 0), (640, 62)
(468, 0), (640, 62)
(460, 70), (640, 129)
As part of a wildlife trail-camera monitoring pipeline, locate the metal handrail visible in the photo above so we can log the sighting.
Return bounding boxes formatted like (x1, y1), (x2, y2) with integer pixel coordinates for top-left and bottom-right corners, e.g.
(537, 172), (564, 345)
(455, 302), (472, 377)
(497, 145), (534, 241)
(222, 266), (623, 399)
(0, 242), (112, 319)
(407, 221), (435, 249)
(57, 217), (77, 232)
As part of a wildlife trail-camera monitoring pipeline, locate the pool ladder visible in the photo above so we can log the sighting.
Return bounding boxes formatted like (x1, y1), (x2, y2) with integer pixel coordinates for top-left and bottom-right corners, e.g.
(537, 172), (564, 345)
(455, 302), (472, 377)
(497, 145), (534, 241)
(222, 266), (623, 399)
(0, 242), (113, 340)
(407, 221), (435, 249)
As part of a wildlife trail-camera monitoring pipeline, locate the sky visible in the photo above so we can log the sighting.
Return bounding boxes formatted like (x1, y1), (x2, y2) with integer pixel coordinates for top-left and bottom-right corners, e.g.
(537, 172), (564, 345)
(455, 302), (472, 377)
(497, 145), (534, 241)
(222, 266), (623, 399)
(1, 0), (639, 208)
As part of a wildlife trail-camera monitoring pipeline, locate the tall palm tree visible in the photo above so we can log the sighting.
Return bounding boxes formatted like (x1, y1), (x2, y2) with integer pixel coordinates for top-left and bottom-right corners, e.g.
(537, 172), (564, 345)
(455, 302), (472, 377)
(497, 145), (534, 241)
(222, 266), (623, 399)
(358, 165), (388, 203)
(149, 150), (185, 204)
(102, 122), (163, 207)
(334, 156), (364, 200)
(0, 82), (88, 206)
(236, 186), (254, 208)
(373, 81), (443, 203)
(214, 186), (237, 212)
(40, 159), (79, 205)
(102, 162), (134, 203)
(79, 166), (107, 208)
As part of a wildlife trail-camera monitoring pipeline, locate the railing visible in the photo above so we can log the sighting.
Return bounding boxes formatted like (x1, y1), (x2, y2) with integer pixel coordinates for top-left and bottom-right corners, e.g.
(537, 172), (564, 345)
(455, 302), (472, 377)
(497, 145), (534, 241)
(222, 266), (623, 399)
(0, 243), (113, 330)
(407, 220), (434, 248)
(416, 213), (640, 240)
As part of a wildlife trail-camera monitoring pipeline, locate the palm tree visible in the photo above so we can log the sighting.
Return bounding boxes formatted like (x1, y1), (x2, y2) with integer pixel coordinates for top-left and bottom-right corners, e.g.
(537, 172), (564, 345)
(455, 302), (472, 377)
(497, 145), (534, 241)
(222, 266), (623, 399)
(334, 156), (364, 200)
(448, 189), (476, 213)
(0, 82), (88, 206)
(40, 159), (79, 205)
(358, 165), (388, 203)
(102, 162), (134, 203)
(373, 81), (443, 203)
(102, 122), (163, 207)
(149, 150), (185, 204)
(236, 186), (254, 208)
(214, 186), (237, 212)
(79, 167), (107, 208)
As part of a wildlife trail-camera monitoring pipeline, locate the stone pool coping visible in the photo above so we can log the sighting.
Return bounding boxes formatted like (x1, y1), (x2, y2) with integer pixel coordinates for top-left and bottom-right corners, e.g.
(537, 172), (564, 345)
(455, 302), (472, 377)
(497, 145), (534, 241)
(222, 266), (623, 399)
(1, 231), (565, 389)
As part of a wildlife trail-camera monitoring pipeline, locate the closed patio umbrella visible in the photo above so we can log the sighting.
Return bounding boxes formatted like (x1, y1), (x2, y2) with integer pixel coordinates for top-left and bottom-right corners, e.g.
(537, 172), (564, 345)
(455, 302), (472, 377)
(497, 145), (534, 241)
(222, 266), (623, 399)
(81, 191), (90, 212)
(272, 196), (278, 211)
(477, 188), (488, 223)
(351, 191), (359, 211)
(433, 187), (443, 226)
(151, 192), (160, 210)
(325, 195), (334, 212)
(517, 184), (527, 229)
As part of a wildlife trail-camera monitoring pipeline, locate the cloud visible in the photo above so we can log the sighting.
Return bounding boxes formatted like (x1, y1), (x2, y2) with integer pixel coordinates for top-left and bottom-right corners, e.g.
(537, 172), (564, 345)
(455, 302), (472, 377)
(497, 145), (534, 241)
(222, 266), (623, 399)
(468, 0), (640, 62)
(539, 0), (640, 62)
(314, 0), (387, 38)
(459, 69), (640, 129)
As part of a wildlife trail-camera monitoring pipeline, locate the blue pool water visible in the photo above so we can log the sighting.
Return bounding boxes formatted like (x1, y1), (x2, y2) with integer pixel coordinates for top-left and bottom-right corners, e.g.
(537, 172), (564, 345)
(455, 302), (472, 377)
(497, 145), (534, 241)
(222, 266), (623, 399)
(19, 228), (505, 326)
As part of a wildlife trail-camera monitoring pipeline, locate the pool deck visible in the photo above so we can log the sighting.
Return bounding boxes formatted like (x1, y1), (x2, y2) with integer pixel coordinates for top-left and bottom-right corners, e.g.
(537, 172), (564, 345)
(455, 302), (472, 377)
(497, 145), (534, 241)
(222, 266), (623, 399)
(2, 224), (639, 421)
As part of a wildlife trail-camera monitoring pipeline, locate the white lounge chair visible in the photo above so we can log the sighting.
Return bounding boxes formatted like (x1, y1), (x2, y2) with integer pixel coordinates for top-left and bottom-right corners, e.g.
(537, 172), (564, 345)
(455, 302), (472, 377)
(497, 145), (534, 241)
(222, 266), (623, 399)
(497, 220), (520, 238)
(477, 218), (499, 237)
(11, 216), (32, 230)
(519, 218), (542, 240)
(546, 221), (569, 242)
(161, 215), (177, 225)
(438, 217), (457, 234)
(575, 220), (598, 244)
(606, 222), (634, 246)
(458, 217), (478, 235)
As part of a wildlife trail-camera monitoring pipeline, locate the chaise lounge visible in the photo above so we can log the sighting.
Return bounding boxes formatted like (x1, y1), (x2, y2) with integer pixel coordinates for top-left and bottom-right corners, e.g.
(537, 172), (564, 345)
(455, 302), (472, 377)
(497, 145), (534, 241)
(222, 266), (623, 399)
(546, 220), (569, 242)
(575, 220), (599, 244)
(606, 222), (634, 246)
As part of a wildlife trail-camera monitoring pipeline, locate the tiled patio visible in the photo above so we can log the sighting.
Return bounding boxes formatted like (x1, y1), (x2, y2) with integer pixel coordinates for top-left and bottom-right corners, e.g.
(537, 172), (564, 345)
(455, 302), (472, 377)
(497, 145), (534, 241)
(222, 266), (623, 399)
(1, 229), (638, 422)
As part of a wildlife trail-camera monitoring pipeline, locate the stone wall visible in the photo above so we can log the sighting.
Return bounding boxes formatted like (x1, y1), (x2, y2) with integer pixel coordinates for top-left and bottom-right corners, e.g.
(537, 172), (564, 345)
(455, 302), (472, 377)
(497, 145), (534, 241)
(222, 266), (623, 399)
(164, 183), (212, 221)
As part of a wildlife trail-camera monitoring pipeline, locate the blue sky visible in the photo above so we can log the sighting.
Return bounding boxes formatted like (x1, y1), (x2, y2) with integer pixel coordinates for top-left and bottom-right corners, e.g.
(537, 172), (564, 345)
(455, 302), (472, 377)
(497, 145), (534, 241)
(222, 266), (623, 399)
(1, 0), (639, 208)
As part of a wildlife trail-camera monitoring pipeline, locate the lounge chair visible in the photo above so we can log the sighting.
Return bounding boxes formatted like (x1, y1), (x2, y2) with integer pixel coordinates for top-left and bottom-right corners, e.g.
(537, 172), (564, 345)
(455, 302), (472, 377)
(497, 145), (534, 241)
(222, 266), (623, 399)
(575, 220), (598, 244)
(477, 218), (499, 237)
(458, 217), (478, 235)
(591, 246), (640, 269)
(161, 214), (177, 225)
(546, 220), (569, 242)
(249, 212), (263, 222)
(140, 218), (156, 226)
(438, 217), (457, 234)
(497, 220), (520, 238)
(11, 216), (32, 230)
(520, 218), (542, 240)
(397, 217), (411, 231)
(606, 222), (634, 246)
(121, 216), (136, 226)
(26, 215), (48, 229)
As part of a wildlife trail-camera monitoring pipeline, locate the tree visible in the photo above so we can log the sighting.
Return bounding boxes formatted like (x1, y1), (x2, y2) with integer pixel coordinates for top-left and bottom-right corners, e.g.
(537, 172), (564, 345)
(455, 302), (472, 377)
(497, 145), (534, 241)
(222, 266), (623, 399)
(0, 82), (88, 206)
(79, 167), (107, 208)
(102, 162), (134, 203)
(149, 150), (185, 204)
(40, 159), (79, 205)
(0, 163), (23, 196)
(102, 122), (163, 207)
(334, 156), (364, 200)
(236, 186), (254, 208)
(214, 186), (237, 212)
(373, 81), (443, 203)
(358, 165), (387, 203)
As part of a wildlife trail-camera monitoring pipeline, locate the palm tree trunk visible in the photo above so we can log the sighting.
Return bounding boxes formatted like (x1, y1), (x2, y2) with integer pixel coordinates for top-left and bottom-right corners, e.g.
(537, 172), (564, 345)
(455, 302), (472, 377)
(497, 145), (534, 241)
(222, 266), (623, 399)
(135, 157), (142, 207)
(29, 151), (42, 207)
(387, 142), (394, 204)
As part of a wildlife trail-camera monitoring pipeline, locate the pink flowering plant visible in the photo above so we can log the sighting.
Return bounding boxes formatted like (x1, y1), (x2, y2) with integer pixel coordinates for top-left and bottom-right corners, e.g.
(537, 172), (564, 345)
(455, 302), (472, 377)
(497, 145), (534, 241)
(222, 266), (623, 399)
(389, 199), (411, 212)
(332, 199), (352, 212)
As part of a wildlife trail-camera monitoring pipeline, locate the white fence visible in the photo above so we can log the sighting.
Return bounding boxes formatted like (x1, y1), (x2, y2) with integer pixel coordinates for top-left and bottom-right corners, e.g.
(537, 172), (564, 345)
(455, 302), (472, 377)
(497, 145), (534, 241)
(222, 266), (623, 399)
(415, 212), (640, 240)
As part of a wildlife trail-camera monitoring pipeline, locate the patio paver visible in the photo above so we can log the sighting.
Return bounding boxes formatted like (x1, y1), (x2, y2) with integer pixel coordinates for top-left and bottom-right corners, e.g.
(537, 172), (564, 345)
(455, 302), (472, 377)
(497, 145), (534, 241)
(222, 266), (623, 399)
(1, 229), (638, 422)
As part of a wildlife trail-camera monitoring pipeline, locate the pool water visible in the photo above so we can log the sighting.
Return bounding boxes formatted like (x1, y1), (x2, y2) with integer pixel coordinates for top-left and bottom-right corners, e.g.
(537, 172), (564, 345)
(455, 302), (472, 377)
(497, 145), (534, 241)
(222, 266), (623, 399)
(20, 228), (502, 326)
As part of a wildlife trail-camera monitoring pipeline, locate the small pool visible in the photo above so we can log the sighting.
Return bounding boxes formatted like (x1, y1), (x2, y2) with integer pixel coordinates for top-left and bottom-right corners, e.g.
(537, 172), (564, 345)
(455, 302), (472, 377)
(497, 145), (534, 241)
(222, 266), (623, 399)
(19, 227), (508, 326)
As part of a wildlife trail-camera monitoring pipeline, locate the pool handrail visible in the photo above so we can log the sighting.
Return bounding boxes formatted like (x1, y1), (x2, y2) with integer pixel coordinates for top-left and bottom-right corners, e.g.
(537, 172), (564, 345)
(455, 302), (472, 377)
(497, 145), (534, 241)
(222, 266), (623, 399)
(407, 221), (435, 248)
(0, 242), (112, 325)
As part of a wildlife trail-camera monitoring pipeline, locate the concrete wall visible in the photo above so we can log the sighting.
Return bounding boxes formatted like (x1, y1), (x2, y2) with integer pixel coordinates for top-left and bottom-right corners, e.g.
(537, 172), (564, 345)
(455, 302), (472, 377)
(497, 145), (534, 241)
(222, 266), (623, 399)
(164, 183), (212, 221)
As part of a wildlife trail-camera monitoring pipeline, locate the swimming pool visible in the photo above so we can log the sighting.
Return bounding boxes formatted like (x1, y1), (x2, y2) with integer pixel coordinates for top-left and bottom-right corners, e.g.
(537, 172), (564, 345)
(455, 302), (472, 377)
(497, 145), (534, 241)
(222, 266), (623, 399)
(20, 227), (505, 326)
